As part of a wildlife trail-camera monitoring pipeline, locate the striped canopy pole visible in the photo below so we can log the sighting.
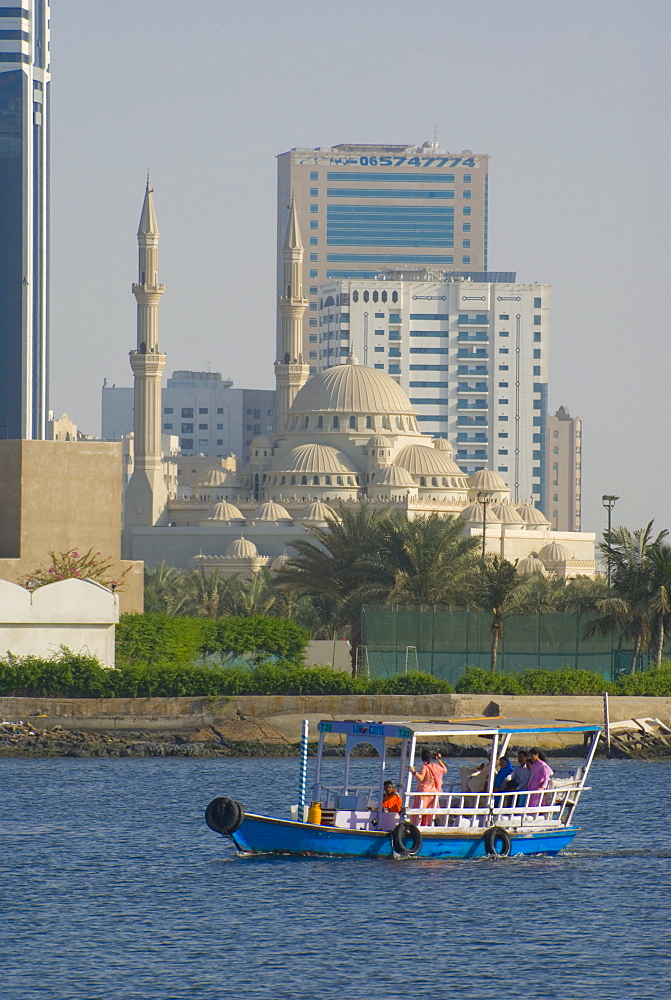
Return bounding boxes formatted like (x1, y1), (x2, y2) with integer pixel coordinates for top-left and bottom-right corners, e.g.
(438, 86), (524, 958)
(298, 718), (309, 821)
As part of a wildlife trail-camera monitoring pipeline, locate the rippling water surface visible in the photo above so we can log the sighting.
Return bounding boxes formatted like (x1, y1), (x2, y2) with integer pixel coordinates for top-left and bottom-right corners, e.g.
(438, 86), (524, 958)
(1, 756), (670, 999)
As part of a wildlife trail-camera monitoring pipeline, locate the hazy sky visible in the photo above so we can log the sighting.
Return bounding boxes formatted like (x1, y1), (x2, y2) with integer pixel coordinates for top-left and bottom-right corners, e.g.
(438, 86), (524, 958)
(49, 0), (670, 535)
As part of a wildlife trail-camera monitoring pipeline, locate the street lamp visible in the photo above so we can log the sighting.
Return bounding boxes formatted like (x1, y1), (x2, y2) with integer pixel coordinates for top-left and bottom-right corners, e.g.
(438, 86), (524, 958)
(601, 494), (619, 586)
(477, 491), (493, 562)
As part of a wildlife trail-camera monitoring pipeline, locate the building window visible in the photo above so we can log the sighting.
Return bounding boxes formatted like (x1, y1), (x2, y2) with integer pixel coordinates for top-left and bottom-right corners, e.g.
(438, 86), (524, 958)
(198, 407), (208, 414)
(534, 331), (541, 342)
(310, 204), (318, 213)
(310, 270), (317, 278)
(216, 423), (223, 430)
(462, 239), (471, 248)
(181, 423), (193, 433)
(181, 439), (193, 449)
(164, 407), (173, 414)
(163, 423), (173, 430)
(198, 423), (208, 430)
(310, 171), (318, 179)
(310, 188), (318, 196)
(463, 206), (472, 216)
(534, 315), (542, 325)
(534, 349), (541, 359)
(310, 253), (318, 261)
(181, 408), (193, 418)
(534, 297), (541, 308)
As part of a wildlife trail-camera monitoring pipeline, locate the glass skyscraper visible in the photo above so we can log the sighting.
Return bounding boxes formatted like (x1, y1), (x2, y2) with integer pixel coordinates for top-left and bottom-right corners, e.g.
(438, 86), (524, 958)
(0, 3), (50, 440)
(277, 141), (489, 372)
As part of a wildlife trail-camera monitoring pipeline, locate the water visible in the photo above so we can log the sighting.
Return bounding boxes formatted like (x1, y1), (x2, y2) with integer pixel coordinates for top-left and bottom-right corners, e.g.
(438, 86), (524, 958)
(1, 756), (670, 1000)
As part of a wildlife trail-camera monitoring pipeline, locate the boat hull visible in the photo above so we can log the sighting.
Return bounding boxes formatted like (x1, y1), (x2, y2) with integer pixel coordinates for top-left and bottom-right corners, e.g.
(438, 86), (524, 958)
(227, 814), (578, 859)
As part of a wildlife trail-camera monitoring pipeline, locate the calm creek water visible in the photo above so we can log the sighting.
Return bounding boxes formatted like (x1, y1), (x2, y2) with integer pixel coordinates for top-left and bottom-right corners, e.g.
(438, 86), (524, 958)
(1, 756), (670, 1000)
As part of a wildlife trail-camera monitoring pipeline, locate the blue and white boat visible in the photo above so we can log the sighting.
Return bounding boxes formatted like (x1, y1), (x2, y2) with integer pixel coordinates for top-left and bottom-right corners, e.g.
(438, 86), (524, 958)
(205, 716), (600, 859)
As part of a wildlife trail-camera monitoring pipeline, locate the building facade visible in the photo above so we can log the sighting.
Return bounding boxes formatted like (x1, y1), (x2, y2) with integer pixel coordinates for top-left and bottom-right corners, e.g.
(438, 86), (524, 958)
(547, 405), (582, 531)
(314, 271), (549, 508)
(0, 1), (50, 440)
(102, 373), (276, 469)
(277, 142), (489, 371)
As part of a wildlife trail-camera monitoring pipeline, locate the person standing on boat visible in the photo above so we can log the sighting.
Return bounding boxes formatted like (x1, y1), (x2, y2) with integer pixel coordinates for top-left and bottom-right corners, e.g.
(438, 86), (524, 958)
(409, 751), (447, 826)
(526, 747), (554, 807)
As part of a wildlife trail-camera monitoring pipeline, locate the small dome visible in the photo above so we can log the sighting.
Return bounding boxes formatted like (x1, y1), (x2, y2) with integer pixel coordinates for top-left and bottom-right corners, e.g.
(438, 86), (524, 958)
(467, 468), (508, 491)
(395, 444), (466, 478)
(206, 501), (245, 521)
(539, 541), (569, 568)
(374, 464), (417, 488)
(300, 501), (338, 522)
(289, 360), (414, 416)
(250, 434), (273, 450)
(271, 553), (291, 570)
(367, 435), (393, 449)
(251, 501), (292, 521)
(225, 536), (259, 559)
(460, 502), (501, 524)
(517, 503), (550, 526)
(491, 503), (524, 524)
(517, 554), (547, 576)
(273, 442), (358, 476)
(432, 438), (454, 456)
(196, 466), (235, 487)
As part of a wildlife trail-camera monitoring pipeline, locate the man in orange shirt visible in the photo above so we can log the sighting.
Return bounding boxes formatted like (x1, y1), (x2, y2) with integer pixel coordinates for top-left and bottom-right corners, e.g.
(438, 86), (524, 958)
(381, 780), (403, 814)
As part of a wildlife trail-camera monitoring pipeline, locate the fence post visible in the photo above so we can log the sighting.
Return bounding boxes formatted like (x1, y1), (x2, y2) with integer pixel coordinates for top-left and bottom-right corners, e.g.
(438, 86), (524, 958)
(603, 691), (611, 759)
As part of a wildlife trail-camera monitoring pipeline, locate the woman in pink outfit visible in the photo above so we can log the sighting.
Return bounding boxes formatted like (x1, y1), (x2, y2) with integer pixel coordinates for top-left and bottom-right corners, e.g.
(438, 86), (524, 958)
(526, 747), (553, 808)
(409, 751), (447, 826)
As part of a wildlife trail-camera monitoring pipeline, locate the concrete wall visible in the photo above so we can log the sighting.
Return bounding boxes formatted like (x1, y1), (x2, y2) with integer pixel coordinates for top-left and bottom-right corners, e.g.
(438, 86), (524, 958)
(2, 693), (669, 744)
(0, 578), (119, 667)
(0, 440), (143, 612)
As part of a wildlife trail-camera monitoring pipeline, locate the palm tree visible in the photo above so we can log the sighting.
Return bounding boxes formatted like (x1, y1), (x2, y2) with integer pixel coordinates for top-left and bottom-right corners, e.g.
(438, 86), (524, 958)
(224, 570), (278, 617)
(144, 562), (189, 615)
(472, 556), (531, 670)
(370, 513), (479, 606)
(647, 542), (671, 667)
(182, 566), (238, 618)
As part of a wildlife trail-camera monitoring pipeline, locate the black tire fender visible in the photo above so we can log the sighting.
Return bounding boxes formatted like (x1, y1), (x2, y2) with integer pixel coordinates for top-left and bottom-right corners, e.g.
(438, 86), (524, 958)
(205, 796), (244, 836)
(484, 825), (511, 857)
(391, 821), (423, 856)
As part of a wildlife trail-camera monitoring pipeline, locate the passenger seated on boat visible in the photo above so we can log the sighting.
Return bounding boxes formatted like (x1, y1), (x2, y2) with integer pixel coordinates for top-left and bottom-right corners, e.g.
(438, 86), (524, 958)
(493, 756), (514, 800)
(381, 781), (403, 814)
(409, 750), (447, 826)
(510, 751), (530, 791)
(465, 761), (489, 793)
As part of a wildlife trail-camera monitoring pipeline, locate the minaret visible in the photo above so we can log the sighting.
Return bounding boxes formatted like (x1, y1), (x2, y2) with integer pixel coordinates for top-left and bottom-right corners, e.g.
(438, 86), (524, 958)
(274, 196), (309, 431)
(124, 178), (168, 529)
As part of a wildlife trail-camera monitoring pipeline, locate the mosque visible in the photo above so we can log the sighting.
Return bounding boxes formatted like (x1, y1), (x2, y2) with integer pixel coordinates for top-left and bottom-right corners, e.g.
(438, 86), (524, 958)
(122, 185), (596, 579)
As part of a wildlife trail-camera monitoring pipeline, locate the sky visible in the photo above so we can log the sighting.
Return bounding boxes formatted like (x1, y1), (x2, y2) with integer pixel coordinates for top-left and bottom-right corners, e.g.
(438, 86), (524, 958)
(48, 0), (670, 536)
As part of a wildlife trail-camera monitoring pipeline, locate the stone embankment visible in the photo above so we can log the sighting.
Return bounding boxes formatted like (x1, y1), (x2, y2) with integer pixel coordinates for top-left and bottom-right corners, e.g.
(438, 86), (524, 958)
(1, 693), (670, 758)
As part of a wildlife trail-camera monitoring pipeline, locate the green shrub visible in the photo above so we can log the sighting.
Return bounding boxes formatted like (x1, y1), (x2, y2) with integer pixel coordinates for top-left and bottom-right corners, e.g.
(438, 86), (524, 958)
(455, 666), (523, 695)
(370, 671), (453, 695)
(517, 666), (609, 696)
(614, 663), (671, 697)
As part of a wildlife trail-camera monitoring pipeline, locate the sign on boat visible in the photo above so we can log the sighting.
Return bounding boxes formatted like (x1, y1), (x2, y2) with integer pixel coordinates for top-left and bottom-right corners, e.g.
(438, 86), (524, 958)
(205, 716), (601, 859)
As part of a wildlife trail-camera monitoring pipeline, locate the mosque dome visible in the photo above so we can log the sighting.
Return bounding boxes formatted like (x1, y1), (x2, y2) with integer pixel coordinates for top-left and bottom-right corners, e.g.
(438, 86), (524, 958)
(467, 469), (508, 492)
(250, 435), (273, 450)
(205, 501), (245, 522)
(491, 503), (524, 524)
(288, 358), (414, 416)
(373, 464), (417, 488)
(271, 553), (291, 570)
(300, 501), (338, 522)
(196, 466), (235, 488)
(517, 503), (550, 526)
(225, 536), (259, 558)
(517, 554), (547, 576)
(460, 502), (501, 524)
(272, 443), (358, 476)
(539, 541), (569, 569)
(366, 435), (393, 449)
(432, 438), (454, 456)
(250, 501), (292, 521)
(395, 443), (467, 479)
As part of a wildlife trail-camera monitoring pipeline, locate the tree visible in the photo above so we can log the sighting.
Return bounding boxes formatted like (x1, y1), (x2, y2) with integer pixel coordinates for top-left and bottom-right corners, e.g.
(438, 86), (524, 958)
(144, 562), (189, 614)
(21, 548), (124, 591)
(472, 556), (531, 670)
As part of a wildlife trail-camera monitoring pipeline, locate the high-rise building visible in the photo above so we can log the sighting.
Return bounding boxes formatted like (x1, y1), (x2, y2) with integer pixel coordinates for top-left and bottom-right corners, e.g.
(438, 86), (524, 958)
(0, 2), (50, 440)
(277, 142), (489, 371)
(547, 406), (582, 531)
(315, 270), (549, 507)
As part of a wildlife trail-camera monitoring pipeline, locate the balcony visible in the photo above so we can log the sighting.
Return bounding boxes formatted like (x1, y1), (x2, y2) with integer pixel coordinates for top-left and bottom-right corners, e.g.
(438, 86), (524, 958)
(457, 382), (488, 393)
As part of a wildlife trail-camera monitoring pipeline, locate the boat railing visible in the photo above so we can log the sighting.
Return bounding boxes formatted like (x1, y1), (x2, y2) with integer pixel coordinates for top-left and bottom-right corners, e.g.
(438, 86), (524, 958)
(316, 784), (379, 810)
(402, 779), (586, 830)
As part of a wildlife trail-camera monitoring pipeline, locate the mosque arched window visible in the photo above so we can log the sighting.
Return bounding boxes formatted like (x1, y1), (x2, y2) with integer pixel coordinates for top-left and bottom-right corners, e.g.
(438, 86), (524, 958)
(301, 476), (307, 485)
(431, 477), (438, 486)
(382, 415), (391, 430)
(420, 477), (426, 486)
(304, 416), (309, 428)
(332, 415), (339, 429)
(381, 290), (387, 302)
(324, 295), (335, 307)
(372, 290), (378, 303)
(392, 291), (399, 303)
(347, 476), (353, 485)
(352, 290), (359, 303)
(336, 476), (343, 485)
(313, 475), (319, 485)
(349, 415), (356, 428)
(366, 416), (373, 429)
(281, 476), (286, 485)
(290, 476), (296, 485)
(325, 475), (331, 485)
(396, 416), (403, 428)
(317, 416), (323, 429)
(363, 290), (369, 303)
(442, 478), (447, 486)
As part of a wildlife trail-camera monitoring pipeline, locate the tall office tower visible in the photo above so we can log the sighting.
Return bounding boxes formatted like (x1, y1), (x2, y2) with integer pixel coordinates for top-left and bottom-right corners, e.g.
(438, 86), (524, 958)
(274, 196), (309, 432)
(0, 2), (50, 440)
(315, 270), (549, 508)
(547, 406), (582, 531)
(124, 180), (169, 529)
(277, 142), (489, 371)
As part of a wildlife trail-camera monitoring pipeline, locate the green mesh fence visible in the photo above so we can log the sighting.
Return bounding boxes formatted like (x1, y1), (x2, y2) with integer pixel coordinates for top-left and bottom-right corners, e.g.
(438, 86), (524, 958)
(361, 606), (631, 684)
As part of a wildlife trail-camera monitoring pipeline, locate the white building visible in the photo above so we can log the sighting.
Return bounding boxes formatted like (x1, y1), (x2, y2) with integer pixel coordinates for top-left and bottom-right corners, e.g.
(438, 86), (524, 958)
(314, 270), (550, 509)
